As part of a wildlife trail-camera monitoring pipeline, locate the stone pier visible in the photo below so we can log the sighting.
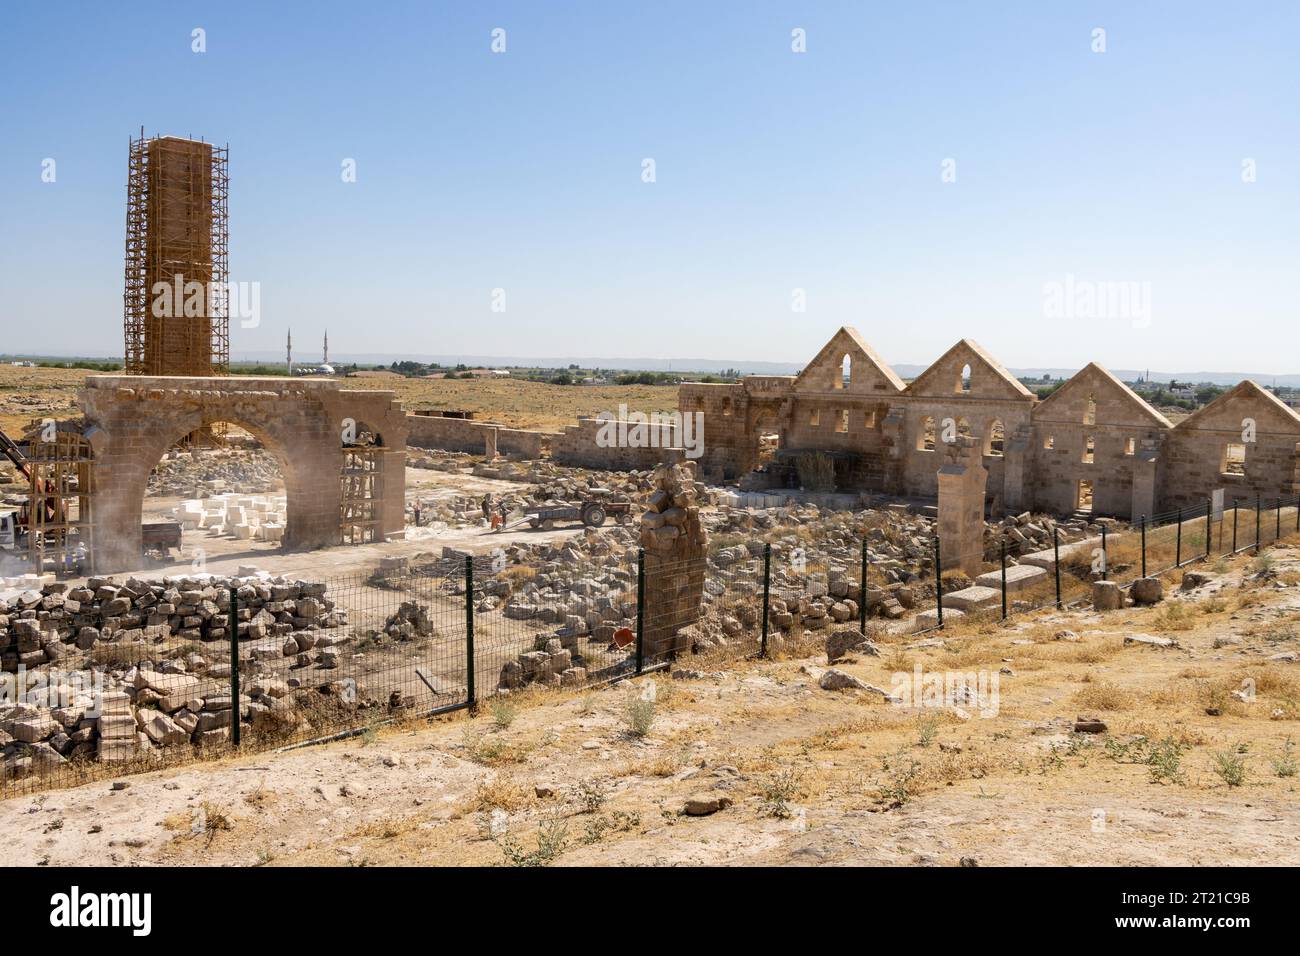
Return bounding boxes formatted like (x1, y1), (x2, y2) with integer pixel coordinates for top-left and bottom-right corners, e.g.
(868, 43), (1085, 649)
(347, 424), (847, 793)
(638, 461), (708, 659)
(937, 436), (988, 576)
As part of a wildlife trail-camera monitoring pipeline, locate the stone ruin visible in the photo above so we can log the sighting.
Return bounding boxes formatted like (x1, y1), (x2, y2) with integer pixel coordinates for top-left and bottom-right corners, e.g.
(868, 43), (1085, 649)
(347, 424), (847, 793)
(639, 460), (709, 659)
(0, 573), (357, 781)
(674, 327), (1300, 519)
(937, 436), (988, 576)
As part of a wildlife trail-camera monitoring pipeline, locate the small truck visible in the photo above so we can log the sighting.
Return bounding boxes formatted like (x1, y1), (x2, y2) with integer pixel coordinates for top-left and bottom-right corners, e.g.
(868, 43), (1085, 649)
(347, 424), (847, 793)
(141, 520), (183, 558)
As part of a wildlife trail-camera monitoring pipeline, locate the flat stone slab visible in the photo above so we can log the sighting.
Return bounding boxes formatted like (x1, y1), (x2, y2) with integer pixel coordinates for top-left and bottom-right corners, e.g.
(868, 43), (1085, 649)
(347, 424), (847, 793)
(975, 564), (1048, 593)
(1123, 633), (1180, 649)
(941, 586), (1001, 611)
(1021, 533), (1120, 570)
(914, 608), (963, 631)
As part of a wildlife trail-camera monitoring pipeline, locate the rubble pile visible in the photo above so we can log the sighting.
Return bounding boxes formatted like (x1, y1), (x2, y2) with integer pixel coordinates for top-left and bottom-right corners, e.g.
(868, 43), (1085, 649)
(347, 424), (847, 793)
(985, 510), (1098, 558)
(383, 601), (436, 641)
(147, 448), (283, 497)
(0, 574), (354, 782)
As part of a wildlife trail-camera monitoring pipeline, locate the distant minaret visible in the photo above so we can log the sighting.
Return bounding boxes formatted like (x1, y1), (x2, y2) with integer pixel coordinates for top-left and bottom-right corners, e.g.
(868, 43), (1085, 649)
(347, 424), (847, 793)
(323, 330), (329, 366)
(286, 328), (293, 374)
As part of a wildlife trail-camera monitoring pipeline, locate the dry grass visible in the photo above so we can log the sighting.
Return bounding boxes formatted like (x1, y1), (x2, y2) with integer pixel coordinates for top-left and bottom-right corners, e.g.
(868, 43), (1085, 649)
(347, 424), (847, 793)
(0, 364), (679, 437)
(1073, 682), (1137, 711)
(461, 776), (537, 813)
(375, 376), (678, 430)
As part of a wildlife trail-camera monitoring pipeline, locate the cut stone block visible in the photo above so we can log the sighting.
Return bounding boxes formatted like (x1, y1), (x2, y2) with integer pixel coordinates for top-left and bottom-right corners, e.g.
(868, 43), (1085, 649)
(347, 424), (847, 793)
(975, 564), (1048, 593)
(940, 586), (1001, 612)
(914, 607), (963, 631)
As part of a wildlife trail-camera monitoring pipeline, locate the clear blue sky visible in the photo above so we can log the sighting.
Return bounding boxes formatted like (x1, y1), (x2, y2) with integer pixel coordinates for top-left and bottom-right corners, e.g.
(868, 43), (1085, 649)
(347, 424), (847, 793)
(1, 1), (1296, 373)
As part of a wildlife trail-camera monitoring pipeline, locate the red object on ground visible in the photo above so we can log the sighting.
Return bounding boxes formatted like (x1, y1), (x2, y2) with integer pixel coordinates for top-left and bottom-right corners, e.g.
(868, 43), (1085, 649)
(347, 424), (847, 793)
(612, 627), (634, 649)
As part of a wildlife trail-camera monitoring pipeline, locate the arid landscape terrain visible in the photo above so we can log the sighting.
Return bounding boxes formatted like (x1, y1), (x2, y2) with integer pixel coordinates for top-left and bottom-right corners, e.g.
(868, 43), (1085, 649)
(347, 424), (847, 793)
(0, 364), (679, 438)
(4, 516), (1298, 867)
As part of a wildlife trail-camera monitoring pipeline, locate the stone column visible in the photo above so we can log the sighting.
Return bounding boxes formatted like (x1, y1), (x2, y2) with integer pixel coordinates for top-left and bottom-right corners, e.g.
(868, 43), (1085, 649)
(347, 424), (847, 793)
(937, 436), (987, 576)
(1001, 424), (1030, 513)
(1131, 441), (1158, 520)
(639, 461), (708, 659)
(380, 449), (408, 539)
(484, 426), (498, 460)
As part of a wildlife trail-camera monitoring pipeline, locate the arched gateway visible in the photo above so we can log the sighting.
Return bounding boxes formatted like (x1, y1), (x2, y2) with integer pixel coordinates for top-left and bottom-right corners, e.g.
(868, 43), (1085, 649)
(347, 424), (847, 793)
(77, 375), (408, 572)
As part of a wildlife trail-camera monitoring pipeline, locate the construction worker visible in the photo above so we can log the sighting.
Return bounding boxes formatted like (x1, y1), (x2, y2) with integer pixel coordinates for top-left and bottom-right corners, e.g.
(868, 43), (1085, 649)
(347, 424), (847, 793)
(481, 493), (492, 522)
(412, 500), (422, 527)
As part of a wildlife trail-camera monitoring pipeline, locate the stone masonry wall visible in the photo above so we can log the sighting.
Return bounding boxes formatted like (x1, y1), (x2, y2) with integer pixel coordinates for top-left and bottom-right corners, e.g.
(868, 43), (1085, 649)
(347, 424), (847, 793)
(551, 418), (684, 471)
(406, 414), (555, 459)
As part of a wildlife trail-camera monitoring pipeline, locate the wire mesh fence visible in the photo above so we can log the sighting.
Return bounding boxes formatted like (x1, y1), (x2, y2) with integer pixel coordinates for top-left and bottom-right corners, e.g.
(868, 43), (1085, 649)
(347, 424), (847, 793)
(5, 491), (1299, 796)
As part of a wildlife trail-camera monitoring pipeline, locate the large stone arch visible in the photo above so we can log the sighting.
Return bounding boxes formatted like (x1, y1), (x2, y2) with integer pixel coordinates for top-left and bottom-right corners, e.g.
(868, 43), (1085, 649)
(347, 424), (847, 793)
(77, 376), (408, 572)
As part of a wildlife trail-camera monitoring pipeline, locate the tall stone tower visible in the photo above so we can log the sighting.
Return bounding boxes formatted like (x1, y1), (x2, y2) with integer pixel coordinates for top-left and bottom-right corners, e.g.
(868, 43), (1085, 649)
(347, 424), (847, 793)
(124, 130), (229, 376)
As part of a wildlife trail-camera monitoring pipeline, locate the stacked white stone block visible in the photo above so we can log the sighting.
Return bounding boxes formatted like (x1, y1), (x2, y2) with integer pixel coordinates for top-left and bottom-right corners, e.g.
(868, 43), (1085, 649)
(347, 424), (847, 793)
(172, 493), (287, 543)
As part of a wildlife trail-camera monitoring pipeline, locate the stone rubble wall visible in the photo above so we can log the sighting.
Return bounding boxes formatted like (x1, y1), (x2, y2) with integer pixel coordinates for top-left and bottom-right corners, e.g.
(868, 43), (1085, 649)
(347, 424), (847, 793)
(407, 413), (555, 459)
(552, 418), (684, 471)
(0, 573), (352, 781)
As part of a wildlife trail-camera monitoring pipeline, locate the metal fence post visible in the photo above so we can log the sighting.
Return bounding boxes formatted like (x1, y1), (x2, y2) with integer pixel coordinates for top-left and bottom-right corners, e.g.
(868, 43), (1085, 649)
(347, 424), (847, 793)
(999, 540), (1007, 620)
(1100, 525), (1108, 580)
(1232, 498), (1239, 553)
(1175, 508), (1182, 567)
(859, 537), (868, 636)
(464, 554), (476, 711)
(1276, 497), (1282, 542)
(1053, 527), (1061, 606)
(1140, 515), (1147, 577)
(1206, 499), (1212, 558)
(228, 585), (240, 747)
(636, 547), (646, 673)
(1255, 494), (1262, 553)
(1295, 493), (1299, 534)
(760, 543), (771, 657)
(933, 537), (943, 628)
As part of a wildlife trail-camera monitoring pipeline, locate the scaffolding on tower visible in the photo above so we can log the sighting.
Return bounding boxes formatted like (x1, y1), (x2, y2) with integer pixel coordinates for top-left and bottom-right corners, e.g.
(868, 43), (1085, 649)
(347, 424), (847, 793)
(123, 129), (229, 377)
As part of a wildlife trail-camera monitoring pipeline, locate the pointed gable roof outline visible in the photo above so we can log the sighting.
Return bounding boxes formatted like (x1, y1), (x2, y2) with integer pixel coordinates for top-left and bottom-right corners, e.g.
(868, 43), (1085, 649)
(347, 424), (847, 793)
(904, 338), (1034, 399)
(1174, 379), (1300, 433)
(1034, 362), (1173, 429)
(793, 326), (905, 392)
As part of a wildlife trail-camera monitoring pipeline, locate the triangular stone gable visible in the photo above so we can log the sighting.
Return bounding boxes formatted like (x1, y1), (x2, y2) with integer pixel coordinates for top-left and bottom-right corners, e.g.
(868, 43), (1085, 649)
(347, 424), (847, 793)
(904, 339), (1034, 400)
(792, 327), (905, 394)
(1174, 380), (1300, 436)
(1033, 362), (1172, 429)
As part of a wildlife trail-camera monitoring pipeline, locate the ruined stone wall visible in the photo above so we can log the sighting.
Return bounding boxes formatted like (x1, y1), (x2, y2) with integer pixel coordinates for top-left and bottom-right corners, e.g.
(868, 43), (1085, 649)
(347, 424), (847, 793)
(639, 461), (707, 658)
(898, 399), (1030, 502)
(678, 382), (747, 480)
(79, 376), (407, 572)
(406, 414), (554, 458)
(1160, 388), (1300, 512)
(1026, 365), (1170, 519)
(678, 377), (791, 481)
(551, 418), (683, 471)
(1027, 426), (1163, 517)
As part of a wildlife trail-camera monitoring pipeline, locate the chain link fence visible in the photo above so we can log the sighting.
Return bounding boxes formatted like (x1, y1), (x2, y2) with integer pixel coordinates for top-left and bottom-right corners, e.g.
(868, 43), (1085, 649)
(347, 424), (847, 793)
(5, 491), (1298, 796)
